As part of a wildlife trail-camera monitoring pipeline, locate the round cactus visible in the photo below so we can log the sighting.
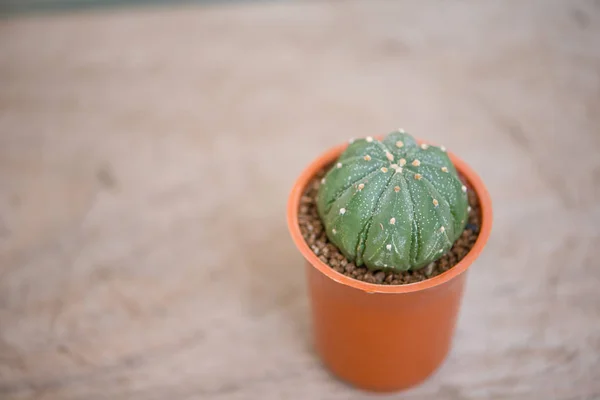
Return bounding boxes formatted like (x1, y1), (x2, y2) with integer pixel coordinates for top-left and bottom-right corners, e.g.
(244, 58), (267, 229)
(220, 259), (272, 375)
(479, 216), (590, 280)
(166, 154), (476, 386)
(316, 130), (469, 271)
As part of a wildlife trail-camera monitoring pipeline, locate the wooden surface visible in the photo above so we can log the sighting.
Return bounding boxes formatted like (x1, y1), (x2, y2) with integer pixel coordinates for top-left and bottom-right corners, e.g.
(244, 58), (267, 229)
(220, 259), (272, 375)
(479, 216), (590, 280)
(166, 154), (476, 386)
(1, 1), (600, 399)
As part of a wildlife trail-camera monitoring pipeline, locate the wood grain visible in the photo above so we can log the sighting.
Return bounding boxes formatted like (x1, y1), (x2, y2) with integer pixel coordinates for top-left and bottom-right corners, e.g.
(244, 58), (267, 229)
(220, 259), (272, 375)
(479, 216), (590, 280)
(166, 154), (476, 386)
(1, 1), (599, 399)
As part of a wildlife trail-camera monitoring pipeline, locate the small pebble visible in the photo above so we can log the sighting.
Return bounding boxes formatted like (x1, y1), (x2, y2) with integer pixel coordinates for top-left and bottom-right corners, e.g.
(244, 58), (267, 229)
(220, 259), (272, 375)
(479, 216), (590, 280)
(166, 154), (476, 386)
(466, 223), (479, 233)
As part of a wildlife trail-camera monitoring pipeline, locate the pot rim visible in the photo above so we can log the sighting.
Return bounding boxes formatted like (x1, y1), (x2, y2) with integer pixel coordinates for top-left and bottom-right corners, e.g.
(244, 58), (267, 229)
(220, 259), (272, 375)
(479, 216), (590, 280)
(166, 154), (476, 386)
(287, 139), (493, 294)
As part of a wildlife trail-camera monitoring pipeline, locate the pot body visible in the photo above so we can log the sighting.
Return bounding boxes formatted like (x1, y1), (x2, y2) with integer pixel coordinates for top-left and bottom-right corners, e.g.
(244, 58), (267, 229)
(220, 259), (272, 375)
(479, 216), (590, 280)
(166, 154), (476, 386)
(306, 261), (467, 392)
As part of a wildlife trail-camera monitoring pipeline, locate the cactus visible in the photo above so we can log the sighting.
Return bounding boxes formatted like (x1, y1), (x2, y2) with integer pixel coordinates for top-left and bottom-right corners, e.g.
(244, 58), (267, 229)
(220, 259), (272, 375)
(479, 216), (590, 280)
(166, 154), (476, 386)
(317, 130), (469, 271)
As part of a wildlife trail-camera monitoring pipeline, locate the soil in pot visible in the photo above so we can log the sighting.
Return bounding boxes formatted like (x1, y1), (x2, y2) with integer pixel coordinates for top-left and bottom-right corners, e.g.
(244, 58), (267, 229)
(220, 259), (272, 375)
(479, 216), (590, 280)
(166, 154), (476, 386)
(298, 165), (481, 285)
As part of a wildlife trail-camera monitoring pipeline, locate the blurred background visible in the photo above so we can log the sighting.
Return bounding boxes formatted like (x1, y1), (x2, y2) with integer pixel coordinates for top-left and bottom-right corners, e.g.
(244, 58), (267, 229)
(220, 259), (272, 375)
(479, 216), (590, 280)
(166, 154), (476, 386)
(1, 0), (599, 399)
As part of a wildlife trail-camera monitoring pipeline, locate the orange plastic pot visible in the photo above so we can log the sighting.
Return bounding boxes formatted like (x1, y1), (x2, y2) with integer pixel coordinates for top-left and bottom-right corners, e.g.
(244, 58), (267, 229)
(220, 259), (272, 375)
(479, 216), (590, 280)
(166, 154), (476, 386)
(287, 140), (492, 392)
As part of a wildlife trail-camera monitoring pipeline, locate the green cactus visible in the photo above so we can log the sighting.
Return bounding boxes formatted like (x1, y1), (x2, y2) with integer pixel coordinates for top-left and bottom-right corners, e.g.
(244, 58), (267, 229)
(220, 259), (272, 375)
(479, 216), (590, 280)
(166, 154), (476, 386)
(317, 130), (469, 272)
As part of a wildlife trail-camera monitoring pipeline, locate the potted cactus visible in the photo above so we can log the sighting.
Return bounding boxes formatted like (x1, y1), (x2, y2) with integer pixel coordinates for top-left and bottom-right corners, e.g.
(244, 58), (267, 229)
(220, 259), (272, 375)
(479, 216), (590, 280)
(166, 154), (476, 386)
(287, 130), (492, 392)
